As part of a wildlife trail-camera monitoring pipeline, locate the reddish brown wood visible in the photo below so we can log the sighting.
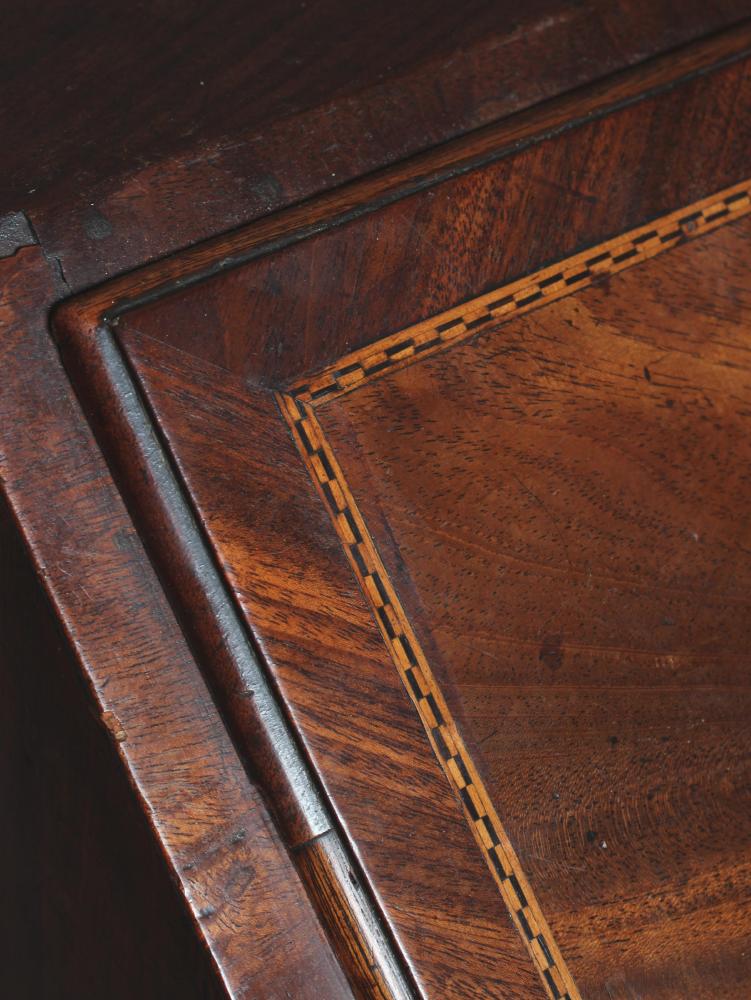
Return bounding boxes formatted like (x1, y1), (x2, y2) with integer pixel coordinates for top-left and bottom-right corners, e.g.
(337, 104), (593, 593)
(84, 337), (548, 999)
(0, 489), (227, 1000)
(6, 3), (751, 289)
(50, 46), (751, 999)
(0, 246), (356, 999)
(103, 47), (751, 388)
(6, 6), (751, 996)
(315, 215), (751, 999)
(38, 20), (751, 319)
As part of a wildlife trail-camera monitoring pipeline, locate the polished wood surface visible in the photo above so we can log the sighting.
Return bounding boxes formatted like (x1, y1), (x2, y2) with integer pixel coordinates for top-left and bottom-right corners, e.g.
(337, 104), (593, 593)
(6, 2), (751, 289)
(0, 490), (227, 1000)
(51, 41), (751, 997)
(93, 335), (548, 998)
(0, 245), (355, 999)
(99, 45), (751, 387)
(279, 186), (751, 999)
(310, 211), (751, 999)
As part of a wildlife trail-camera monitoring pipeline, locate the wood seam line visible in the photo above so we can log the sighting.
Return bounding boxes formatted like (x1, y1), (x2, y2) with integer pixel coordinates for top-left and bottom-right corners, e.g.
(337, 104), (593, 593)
(288, 178), (751, 404)
(277, 180), (751, 1000)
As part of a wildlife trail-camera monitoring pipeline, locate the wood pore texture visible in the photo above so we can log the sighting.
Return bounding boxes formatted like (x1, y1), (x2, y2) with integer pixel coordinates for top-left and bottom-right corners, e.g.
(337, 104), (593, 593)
(6, 8), (751, 999)
(1, 244), (355, 999)
(51, 45), (751, 999)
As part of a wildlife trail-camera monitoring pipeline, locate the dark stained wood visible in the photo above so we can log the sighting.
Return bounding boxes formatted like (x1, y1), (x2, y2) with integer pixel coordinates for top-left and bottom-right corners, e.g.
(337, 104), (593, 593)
(53, 282), (419, 1000)
(105, 49), (751, 388)
(44, 21), (751, 323)
(0, 245), (356, 999)
(6, 2), (751, 289)
(0, 489), (226, 1000)
(92, 334), (550, 1000)
(51, 47), (751, 999)
(314, 215), (751, 999)
(295, 832), (433, 1000)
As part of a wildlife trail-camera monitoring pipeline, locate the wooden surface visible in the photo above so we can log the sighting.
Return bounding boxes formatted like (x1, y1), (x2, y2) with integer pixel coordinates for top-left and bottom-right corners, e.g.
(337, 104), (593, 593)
(94, 335), (550, 999)
(5, 1), (751, 289)
(0, 489), (228, 1000)
(50, 42), (751, 998)
(104, 46), (751, 388)
(310, 210), (751, 999)
(0, 245), (356, 999)
(5, 6), (751, 997)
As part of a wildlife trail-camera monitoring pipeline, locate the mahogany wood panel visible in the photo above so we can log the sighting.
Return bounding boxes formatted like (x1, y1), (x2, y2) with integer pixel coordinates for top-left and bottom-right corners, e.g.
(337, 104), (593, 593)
(52, 44), (751, 1000)
(306, 212), (751, 1000)
(0, 246), (355, 999)
(9, 6), (751, 1000)
(7, 3), (751, 288)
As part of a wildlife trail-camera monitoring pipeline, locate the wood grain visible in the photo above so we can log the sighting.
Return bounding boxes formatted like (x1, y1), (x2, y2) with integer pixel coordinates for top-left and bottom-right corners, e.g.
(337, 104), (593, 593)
(103, 338), (550, 999)
(312, 214), (751, 999)
(107, 51), (751, 388)
(287, 180), (751, 404)
(0, 488), (227, 1000)
(8, 3), (751, 289)
(0, 246), (356, 999)
(9, 5), (751, 998)
(51, 44), (751, 999)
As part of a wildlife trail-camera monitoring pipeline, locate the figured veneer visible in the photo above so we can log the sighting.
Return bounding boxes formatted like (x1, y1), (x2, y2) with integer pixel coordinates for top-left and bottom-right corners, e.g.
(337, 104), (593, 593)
(9, 5), (751, 999)
(100, 48), (751, 389)
(10, 4), (751, 288)
(279, 182), (751, 997)
(53, 41), (751, 1000)
(88, 336), (546, 999)
(288, 181), (751, 404)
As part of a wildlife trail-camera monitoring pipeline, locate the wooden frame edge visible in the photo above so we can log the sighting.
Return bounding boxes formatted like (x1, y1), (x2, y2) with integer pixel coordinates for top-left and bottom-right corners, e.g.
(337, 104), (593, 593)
(0, 245), (354, 999)
(51, 309), (419, 1000)
(51, 17), (751, 332)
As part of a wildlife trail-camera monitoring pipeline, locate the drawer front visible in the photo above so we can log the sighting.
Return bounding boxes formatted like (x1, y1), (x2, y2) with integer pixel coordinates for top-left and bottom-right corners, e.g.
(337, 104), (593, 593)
(56, 44), (751, 1000)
